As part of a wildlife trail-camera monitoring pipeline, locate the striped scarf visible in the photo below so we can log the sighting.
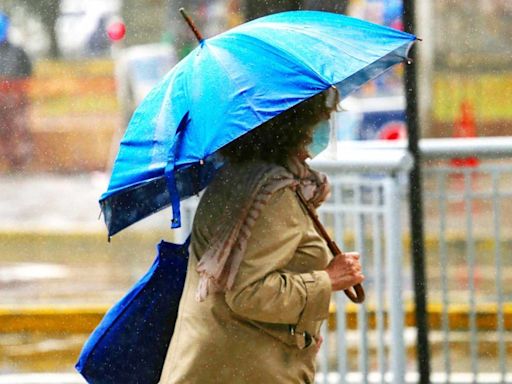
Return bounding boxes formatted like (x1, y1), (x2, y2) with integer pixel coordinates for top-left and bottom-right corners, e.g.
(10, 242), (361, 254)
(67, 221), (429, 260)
(195, 157), (330, 301)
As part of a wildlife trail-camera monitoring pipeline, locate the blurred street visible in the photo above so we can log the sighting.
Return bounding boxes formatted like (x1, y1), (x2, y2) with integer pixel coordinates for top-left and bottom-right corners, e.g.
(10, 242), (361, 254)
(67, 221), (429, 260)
(0, 172), (177, 305)
(1, 164), (512, 376)
(0, 173), (107, 233)
(0, 173), (175, 375)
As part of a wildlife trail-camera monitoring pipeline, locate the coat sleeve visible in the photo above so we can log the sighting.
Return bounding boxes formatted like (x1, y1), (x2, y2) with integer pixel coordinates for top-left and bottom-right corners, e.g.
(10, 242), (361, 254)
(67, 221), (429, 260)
(224, 188), (332, 326)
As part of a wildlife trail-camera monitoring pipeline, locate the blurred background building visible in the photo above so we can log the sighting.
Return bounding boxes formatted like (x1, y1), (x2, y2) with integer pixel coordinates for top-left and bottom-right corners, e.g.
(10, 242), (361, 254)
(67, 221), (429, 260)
(0, 0), (509, 174)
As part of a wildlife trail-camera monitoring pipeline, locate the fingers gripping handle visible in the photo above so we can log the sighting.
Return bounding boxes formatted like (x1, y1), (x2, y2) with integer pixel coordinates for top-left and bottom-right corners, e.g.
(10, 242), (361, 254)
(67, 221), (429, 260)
(296, 190), (365, 304)
(335, 251), (365, 303)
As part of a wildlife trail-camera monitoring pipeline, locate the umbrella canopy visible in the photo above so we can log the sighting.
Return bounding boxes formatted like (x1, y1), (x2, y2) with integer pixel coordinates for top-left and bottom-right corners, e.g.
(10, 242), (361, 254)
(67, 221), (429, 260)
(101, 10), (416, 237)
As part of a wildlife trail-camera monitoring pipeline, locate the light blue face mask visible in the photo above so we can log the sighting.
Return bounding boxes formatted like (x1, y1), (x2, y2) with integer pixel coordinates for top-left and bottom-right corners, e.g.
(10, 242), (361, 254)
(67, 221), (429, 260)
(307, 120), (330, 158)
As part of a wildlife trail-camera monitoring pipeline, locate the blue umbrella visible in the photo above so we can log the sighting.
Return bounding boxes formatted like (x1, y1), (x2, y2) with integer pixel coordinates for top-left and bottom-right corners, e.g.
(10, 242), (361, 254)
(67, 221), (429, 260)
(101, 10), (416, 237)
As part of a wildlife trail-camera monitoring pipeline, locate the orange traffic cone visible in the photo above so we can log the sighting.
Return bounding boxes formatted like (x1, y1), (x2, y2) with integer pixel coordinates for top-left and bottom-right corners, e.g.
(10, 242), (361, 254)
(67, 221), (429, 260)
(450, 101), (479, 167)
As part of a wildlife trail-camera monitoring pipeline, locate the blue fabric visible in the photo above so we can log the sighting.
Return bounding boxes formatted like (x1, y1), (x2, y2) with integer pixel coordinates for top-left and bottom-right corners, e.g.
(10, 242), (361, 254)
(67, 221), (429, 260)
(101, 10), (416, 236)
(75, 237), (190, 384)
(0, 12), (9, 43)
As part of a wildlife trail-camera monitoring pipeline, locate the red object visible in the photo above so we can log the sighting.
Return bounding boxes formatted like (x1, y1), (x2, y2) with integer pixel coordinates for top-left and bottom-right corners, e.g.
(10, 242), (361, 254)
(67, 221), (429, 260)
(453, 101), (477, 138)
(450, 101), (479, 167)
(378, 121), (407, 140)
(107, 21), (126, 42)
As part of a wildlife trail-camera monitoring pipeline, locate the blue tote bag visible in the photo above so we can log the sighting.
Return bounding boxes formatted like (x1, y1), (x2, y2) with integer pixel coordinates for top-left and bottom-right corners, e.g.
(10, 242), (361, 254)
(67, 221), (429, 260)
(76, 237), (190, 384)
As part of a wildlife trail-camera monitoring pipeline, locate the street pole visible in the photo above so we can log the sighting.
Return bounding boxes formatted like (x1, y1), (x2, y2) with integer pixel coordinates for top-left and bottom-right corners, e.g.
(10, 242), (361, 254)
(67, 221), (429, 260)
(403, 1), (431, 383)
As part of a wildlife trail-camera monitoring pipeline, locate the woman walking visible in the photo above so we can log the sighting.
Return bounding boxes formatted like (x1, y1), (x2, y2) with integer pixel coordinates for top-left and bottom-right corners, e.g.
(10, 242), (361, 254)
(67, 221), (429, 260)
(160, 88), (364, 384)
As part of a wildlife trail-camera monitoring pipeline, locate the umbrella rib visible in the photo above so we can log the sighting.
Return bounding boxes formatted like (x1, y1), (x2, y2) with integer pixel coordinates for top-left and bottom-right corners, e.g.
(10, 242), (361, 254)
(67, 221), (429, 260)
(203, 43), (268, 126)
(205, 33), (332, 129)
(231, 29), (330, 85)
(232, 22), (413, 82)
(334, 41), (415, 93)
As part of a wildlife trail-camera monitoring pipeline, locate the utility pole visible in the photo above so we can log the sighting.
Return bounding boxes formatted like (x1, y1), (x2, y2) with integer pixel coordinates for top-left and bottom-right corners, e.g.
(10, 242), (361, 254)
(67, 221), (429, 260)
(403, 1), (431, 383)
(416, 0), (434, 137)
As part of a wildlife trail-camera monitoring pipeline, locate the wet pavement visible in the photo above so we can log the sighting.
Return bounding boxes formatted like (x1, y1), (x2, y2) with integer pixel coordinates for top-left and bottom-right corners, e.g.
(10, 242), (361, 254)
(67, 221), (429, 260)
(0, 172), (181, 307)
(0, 172), (166, 233)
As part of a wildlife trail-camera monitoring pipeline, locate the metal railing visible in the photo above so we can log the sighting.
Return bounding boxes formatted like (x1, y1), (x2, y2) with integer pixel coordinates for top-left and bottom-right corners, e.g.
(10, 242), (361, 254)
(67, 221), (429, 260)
(313, 151), (412, 384)
(335, 137), (512, 384)
(420, 137), (512, 384)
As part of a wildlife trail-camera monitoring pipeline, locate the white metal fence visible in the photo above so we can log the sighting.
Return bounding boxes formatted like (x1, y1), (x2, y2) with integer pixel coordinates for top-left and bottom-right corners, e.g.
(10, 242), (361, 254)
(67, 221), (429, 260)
(314, 154), (411, 384)
(332, 137), (512, 384)
(420, 138), (512, 384)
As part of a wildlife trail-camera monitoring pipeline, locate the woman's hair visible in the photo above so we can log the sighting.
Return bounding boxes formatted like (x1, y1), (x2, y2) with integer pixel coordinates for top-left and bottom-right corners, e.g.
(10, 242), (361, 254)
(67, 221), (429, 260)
(220, 87), (339, 166)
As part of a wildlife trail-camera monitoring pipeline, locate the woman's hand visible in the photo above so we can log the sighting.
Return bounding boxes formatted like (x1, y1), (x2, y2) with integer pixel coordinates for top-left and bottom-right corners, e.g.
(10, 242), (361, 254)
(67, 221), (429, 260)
(325, 252), (365, 292)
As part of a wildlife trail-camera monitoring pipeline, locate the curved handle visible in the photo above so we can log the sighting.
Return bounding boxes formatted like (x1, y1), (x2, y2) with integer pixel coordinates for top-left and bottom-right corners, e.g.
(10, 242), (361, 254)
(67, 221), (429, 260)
(343, 283), (365, 303)
(295, 190), (366, 304)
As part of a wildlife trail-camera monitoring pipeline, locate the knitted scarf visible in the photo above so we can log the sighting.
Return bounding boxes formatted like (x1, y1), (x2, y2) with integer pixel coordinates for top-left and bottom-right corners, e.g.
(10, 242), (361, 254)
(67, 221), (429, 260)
(195, 157), (330, 301)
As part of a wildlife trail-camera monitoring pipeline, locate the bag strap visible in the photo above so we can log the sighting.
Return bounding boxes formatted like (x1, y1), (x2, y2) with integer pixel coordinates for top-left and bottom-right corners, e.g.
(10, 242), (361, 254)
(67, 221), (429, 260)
(295, 189), (365, 304)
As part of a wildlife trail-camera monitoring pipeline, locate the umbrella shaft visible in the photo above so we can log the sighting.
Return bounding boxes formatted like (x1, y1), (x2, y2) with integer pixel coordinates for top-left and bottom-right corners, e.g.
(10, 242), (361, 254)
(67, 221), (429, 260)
(179, 8), (204, 43)
(296, 190), (365, 303)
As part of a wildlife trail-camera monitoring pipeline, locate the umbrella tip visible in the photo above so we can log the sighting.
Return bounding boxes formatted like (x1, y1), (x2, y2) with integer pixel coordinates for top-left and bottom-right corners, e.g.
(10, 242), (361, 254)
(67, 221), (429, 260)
(179, 8), (204, 44)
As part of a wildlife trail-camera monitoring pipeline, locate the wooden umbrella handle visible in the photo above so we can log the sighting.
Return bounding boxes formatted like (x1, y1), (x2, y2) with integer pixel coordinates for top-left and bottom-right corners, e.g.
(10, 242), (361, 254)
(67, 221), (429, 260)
(296, 190), (365, 304)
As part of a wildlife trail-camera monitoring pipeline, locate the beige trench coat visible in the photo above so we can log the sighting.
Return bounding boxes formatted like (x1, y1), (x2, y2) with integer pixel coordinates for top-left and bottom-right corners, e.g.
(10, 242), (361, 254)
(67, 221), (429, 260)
(159, 166), (333, 384)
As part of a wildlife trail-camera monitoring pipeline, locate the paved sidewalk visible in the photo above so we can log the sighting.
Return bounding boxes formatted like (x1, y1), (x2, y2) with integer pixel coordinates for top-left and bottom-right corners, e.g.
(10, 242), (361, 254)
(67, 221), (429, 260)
(0, 173), (108, 232)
